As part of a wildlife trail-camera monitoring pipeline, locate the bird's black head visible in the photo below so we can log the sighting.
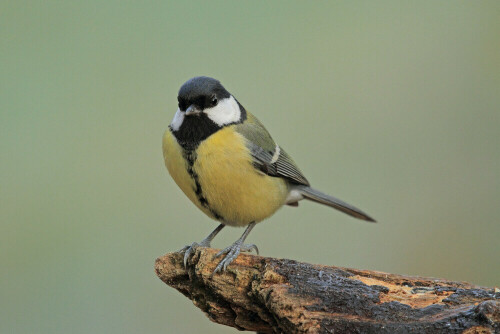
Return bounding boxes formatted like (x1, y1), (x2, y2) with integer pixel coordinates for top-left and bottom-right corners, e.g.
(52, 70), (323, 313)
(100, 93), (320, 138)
(177, 76), (231, 111)
(170, 77), (246, 151)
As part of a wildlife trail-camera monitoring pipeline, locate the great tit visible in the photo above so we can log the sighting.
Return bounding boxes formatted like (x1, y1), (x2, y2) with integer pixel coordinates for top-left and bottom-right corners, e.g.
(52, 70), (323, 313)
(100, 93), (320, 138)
(163, 76), (375, 273)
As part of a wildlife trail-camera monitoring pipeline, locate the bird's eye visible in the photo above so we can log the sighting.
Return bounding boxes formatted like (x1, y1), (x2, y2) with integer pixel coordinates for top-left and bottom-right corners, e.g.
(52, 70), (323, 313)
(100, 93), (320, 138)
(211, 96), (218, 107)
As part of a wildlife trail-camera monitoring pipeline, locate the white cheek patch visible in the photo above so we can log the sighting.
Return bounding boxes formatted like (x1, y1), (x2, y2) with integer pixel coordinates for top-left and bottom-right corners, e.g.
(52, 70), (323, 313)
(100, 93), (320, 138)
(204, 95), (241, 126)
(170, 108), (184, 131)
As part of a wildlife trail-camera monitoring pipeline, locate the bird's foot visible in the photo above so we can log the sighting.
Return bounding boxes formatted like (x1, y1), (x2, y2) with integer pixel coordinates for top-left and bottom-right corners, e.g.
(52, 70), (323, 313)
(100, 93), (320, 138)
(213, 242), (259, 274)
(178, 223), (226, 267)
(179, 239), (211, 267)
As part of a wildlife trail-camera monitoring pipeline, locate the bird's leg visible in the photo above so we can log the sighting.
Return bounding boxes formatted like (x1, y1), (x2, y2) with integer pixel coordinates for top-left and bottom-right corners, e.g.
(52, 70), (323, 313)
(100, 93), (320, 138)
(180, 223), (225, 267)
(213, 222), (258, 274)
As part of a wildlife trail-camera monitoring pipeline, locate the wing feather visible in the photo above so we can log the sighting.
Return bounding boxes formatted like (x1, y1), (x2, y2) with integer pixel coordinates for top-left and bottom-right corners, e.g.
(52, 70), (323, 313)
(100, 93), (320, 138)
(235, 112), (309, 186)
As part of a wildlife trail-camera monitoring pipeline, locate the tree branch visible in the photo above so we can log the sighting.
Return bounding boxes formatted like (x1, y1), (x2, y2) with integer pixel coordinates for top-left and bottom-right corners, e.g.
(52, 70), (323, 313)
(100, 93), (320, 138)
(155, 248), (499, 333)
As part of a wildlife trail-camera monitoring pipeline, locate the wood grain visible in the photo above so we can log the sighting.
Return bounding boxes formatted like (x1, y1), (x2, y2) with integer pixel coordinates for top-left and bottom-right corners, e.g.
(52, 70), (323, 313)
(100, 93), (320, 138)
(155, 248), (499, 333)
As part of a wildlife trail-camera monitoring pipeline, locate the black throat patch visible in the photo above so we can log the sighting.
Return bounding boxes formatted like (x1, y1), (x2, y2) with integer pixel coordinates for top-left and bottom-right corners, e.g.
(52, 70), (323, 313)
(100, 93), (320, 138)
(170, 113), (220, 151)
(170, 104), (247, 151)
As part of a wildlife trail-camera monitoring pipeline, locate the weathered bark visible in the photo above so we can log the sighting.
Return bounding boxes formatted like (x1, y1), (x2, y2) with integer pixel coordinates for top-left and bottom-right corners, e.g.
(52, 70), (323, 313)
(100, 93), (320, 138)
(155, 248), (499, 333)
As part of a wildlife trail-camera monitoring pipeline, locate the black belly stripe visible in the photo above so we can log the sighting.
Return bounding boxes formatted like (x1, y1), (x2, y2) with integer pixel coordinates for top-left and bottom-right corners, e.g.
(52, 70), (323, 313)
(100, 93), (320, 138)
(183, 149), (224, 221)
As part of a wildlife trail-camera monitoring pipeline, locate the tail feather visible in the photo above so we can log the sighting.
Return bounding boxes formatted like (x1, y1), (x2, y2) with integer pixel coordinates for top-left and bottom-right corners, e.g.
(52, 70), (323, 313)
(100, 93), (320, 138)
(296, 186), (376, 222)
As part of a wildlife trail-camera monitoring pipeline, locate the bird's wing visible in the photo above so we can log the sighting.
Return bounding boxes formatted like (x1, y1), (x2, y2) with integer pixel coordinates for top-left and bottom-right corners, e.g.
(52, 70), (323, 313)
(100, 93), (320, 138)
(234, 112), (310, 186)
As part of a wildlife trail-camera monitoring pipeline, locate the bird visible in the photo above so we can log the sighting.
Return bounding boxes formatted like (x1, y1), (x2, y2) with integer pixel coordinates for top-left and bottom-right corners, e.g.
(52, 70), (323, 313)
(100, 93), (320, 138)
(162, 76), (375, 273)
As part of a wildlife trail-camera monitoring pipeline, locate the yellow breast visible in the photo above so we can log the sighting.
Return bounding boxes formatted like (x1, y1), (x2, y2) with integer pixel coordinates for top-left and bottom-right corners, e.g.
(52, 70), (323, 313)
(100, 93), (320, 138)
(162, 127), (289, 226)
(162, 130), (214, 219)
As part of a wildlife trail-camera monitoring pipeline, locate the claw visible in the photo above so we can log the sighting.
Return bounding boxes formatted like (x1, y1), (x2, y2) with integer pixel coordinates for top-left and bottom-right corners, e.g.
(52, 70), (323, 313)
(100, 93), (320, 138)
(178, 245), (190, 253)
(180, 239), (212, 267)
(212, 222), (258, 274)
(182, 242), (202, 267)
(213, 242), (259, 273)
(243, 243), (259, 255)
(213, 244), (239, 273)
(178, 223), (226, 267)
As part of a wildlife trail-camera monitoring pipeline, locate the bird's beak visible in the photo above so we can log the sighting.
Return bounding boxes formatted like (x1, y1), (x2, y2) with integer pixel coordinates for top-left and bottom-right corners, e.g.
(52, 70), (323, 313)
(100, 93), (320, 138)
(185, 105), (201, 116)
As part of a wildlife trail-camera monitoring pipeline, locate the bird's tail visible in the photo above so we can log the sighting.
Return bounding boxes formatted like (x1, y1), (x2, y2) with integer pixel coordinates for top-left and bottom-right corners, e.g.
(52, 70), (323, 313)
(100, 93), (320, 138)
(295, 185), (376, 222)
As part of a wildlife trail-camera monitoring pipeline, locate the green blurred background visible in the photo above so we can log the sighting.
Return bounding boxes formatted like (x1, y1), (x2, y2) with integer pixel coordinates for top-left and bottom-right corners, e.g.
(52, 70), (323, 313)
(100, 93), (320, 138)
(1, 1), (499, 333)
